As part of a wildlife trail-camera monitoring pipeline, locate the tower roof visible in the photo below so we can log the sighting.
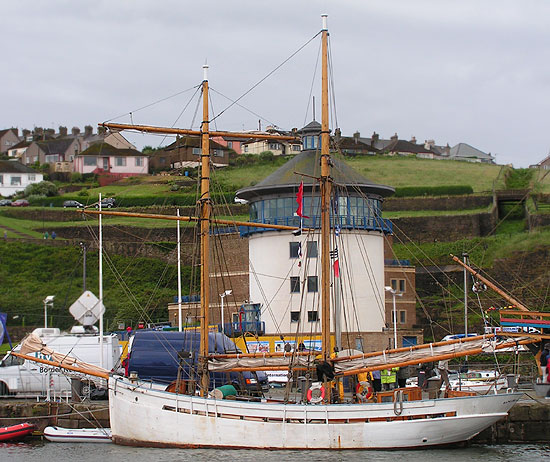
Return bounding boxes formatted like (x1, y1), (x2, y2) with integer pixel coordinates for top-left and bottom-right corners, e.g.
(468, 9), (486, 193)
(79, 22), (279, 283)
(235, 149), (394, 201)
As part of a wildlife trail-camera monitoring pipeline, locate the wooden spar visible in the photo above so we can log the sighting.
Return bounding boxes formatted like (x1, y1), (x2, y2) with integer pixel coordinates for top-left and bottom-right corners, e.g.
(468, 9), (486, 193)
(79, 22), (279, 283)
(199, 65), (211, 396)
(81, 209), (308, 232)
(338, 337), (538, 377)
(450, 254), (530, 312)
(209, 351), (317, 359)
(99, 122), (298, 141)
(209, 337), (539, 374)
(319, 14), (332, 402)
(208, 334), (493, 360)
(331, 334), (495, 363)
(11, 352), (109, 379)
(320, 15), (331, 365)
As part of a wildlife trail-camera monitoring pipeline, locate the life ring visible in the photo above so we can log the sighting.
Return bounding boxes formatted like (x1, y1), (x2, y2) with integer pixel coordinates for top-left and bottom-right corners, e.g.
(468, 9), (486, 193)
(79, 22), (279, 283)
(307, 383), (325, 404)
(356, 381), (374, 402)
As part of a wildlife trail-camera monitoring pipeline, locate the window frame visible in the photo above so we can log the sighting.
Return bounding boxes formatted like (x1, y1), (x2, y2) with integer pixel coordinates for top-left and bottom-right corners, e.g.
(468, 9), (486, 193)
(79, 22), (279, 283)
(290, 276), (300, 293)
(307, 275), (318, 293)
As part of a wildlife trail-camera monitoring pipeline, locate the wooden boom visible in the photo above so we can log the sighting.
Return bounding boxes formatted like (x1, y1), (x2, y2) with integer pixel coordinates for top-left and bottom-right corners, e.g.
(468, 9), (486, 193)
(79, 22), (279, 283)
(11, 352), (109, 379)
(100, 122), (298, 141)
(82, 209), (307, 232)
(450, 254), (529, 311)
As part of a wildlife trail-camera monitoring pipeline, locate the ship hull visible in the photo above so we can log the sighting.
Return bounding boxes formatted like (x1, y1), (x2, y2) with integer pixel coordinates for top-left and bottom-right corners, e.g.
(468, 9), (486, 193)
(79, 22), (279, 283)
(109, 376), (520, 449)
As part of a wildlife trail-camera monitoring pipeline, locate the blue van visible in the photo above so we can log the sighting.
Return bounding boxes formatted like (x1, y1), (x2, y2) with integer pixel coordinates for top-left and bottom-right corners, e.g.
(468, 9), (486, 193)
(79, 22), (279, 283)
(126, 331), (268, 393)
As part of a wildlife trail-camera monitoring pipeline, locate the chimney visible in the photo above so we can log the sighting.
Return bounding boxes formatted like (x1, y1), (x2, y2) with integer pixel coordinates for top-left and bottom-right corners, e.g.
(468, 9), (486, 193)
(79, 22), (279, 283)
(71, 127), (81, 136)
(353, 131), (360, 144)
(45, 128), (55, 137)
(391, 132), (398, 141)
(34, 127), (44, 141)
(59, 126), (68, 137)
(98, 126), (106, 135)
(424, 139), (435, 150)
(444, 143), (450, 156)
(410, 136), (416, 144)
(22, 129), (30, 140)
(84, 125), (93, 138)
(371, 132), (379, 145)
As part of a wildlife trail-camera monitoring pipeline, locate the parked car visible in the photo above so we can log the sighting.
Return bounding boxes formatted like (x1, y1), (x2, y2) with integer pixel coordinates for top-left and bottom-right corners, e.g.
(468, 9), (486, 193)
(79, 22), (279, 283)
(63, 200), (84, 208)
(11, 199), (29, 207)
(0, 199), (12, 207)
(95, 197), (116, 209)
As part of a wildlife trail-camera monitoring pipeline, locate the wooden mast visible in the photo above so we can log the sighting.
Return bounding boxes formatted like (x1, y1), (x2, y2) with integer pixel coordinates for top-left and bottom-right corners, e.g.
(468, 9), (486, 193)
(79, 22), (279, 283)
(320, 14), (331, 365)
(199, 64), (211, 395)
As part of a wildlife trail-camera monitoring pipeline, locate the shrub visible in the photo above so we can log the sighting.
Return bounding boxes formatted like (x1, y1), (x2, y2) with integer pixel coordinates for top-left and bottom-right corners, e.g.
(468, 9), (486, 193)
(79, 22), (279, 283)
(70, 172), (83, 183)
(393, 185), (474, 198)
(259, 151), (274, 162)
(23, 180), (58, 197)
(77, 189), (89, 197)
(504, 168), (534, 190)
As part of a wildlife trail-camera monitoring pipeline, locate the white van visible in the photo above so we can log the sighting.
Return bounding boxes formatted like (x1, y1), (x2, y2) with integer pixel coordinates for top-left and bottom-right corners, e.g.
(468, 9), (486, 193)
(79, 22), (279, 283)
(0, 327), (121, 397)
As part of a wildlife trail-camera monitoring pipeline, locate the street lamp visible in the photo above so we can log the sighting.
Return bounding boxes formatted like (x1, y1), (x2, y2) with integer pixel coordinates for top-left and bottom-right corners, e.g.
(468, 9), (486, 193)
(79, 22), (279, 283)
(384, 286), (402, 349)
(219, 290), (232, 335)
(43, 295), (55, 329)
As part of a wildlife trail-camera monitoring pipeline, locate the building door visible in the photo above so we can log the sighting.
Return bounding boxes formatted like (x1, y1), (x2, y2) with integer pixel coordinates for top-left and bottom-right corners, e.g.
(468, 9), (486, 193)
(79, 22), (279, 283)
(102, 158), (109, 170)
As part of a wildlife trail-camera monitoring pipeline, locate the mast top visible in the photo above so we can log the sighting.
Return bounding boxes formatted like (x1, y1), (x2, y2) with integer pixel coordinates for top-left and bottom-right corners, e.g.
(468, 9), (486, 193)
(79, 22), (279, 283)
(203, 63), (209, 82)
(321, 14), (328, 31)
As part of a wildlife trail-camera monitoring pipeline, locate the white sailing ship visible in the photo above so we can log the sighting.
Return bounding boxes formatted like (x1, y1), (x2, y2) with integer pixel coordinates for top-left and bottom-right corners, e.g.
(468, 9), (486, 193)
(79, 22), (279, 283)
(14, 15), (539, 449)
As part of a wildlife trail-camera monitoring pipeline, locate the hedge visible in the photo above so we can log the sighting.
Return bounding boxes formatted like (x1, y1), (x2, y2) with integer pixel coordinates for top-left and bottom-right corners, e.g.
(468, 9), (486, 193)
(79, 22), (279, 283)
(393, 185), (474, 198)
(28, 192), (237, 208)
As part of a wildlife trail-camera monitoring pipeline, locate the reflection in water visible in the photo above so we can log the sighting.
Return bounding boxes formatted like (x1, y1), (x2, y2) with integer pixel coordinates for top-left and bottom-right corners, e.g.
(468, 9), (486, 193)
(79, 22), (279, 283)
(2, 442), (550, 462)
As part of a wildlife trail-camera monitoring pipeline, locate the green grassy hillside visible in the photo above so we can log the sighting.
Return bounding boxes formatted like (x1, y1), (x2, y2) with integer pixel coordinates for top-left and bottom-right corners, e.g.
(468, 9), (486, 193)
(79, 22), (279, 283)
(0, 242), (190, 329)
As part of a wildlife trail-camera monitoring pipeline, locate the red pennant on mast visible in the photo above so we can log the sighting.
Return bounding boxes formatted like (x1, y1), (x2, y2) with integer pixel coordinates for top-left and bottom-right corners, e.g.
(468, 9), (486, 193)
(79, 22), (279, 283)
(333, 259), (340, 278)
(296, 181), (310, 219)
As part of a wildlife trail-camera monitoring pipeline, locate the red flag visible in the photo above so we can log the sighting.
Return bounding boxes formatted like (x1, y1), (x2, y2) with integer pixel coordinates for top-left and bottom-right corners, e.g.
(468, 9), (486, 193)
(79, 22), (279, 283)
(296, 181), (310, 218)
(333, 259), (340, 278)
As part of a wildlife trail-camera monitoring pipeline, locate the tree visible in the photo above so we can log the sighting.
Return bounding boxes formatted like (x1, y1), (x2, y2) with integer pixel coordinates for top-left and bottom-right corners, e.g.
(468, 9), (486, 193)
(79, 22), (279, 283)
(23, 180), (58, 197)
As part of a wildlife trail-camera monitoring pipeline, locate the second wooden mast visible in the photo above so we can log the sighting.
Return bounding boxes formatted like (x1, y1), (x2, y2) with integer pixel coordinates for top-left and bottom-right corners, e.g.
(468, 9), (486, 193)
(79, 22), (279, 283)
(320, 14), (332, 364)
(199, 64), (211, 395)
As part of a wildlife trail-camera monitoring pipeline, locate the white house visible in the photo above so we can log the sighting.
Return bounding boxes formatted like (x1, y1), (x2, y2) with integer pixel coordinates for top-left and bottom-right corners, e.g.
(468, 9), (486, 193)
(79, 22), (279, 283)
(0, 161), (43, 197)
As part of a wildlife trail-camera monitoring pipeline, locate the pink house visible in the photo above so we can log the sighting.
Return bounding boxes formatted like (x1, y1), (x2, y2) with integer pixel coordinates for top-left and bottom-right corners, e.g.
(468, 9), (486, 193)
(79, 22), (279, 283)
(211, 135), (243, 154)
(74, 143), (149, 185)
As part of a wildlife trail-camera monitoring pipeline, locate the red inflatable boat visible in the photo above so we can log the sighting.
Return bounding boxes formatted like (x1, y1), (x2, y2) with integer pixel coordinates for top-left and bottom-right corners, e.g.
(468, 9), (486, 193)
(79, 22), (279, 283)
(0, 423), (35, 442)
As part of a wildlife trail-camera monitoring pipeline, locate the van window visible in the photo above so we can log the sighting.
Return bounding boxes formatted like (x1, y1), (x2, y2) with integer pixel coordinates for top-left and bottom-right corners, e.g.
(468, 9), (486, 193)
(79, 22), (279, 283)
(1, 355), (25, 367)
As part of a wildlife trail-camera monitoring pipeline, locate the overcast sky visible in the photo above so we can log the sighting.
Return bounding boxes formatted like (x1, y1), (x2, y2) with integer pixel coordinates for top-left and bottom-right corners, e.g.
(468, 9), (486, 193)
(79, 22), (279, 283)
(3, 1), (550, 167)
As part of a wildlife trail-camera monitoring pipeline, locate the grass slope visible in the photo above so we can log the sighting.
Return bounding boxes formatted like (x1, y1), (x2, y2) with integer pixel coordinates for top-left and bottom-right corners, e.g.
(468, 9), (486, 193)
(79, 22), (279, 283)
(0, 242), (192, 329)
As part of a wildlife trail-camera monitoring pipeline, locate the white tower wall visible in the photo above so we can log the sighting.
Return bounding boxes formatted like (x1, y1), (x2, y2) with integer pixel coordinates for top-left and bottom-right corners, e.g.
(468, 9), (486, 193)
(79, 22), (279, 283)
(249, 230), (386, 335)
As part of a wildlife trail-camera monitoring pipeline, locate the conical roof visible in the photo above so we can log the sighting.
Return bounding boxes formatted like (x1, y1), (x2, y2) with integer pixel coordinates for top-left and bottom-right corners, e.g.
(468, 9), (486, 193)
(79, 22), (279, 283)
(235, 149), (394, 201)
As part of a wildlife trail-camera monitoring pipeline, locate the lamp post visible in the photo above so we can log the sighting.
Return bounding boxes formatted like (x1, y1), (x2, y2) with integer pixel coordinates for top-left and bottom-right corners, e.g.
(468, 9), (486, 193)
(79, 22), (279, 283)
(219, 290), (232, 335)
(385, 286), (402, 349)
(43, 295), (55, 329)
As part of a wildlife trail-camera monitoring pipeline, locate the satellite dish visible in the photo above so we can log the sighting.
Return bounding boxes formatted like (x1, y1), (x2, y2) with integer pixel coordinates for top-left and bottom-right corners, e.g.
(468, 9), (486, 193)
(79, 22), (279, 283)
(69, 291), (105, 327)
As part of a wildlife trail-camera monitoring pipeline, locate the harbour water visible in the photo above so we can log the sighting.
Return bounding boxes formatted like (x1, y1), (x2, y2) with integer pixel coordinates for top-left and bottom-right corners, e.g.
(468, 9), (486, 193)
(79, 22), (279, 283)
(2, 442), (550, 462)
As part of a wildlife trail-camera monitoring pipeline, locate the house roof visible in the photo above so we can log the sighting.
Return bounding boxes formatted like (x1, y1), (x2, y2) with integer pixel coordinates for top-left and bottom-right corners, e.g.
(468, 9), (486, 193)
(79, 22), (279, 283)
(530, 154), (550, 168)
(235, 149), (394, 201)
(76, 143), (146, 157)
(0, 128), (17, 138)
(162, 136), (228, 152)
(335, 137), (378, 153)
(0, 160), (40, 174)
(380, 139), (434, 155)
(35, 138), (76, 155)
(449, 143), (493, 160)
(9, 140), (31, 150)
